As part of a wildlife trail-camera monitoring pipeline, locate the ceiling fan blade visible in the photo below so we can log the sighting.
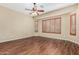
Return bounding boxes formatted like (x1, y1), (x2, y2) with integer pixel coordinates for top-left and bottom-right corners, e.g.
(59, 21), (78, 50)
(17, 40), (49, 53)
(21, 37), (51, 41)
(29, 12), (32, 14)
(40, 5), (44, 8)
(37, 10), (44, 12)
(25, 8), (32, 11)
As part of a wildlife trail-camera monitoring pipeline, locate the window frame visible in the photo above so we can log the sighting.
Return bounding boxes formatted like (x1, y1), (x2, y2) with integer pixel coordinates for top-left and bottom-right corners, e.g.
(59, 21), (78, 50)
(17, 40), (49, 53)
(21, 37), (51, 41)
(70, 13), (76, 36)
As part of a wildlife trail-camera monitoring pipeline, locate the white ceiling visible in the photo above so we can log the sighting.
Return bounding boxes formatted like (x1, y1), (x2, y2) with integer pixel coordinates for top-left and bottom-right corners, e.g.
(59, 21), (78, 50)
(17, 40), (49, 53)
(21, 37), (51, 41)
(0, 3), (75, 16)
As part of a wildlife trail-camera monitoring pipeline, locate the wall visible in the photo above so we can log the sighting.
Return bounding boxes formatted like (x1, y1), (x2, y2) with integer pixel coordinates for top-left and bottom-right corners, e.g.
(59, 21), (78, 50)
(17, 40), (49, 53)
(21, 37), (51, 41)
(34, 4), (79, 44)
(0, 6), (34, 42)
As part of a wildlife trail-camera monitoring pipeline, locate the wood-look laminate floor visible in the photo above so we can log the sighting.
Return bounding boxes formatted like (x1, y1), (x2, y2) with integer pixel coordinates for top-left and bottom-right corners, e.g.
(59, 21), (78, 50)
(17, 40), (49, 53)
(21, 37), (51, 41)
(0, 36), (79, 55)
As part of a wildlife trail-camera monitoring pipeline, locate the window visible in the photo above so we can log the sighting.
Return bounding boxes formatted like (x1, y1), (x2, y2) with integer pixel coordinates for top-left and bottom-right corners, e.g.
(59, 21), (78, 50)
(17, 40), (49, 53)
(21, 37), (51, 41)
(54, 17), (61, 34)
(70, 13), (76, 36)
(34, 21), (38, 32)
(42, 16), (61, 34)
(42, 20), (46, 32)
(45, 19), (51, 32)
(50, 19), (55, 33)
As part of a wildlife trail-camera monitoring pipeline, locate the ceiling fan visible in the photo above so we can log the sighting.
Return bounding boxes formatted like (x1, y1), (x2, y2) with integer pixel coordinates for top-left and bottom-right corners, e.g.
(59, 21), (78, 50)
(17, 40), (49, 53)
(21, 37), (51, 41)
(25, 3), (44, 16)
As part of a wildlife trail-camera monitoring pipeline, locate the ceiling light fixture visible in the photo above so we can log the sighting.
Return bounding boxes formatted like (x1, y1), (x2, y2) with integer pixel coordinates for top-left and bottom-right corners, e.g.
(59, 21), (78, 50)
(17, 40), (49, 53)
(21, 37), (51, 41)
(25, 3), (44, 17)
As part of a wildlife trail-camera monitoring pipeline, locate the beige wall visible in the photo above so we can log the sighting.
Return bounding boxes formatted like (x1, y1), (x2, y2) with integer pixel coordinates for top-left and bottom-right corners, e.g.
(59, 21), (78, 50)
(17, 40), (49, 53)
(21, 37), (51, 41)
(0, 6), (34, 42)
(34, 4), (79, 44)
